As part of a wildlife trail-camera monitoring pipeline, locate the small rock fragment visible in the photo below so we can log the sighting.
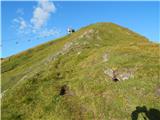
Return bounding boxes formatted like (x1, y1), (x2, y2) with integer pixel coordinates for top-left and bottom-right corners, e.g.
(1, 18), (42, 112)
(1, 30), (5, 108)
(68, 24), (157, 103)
(77, 51), (81, 55)
(156, 86), (160, 96)
(103, 53), (108, 62)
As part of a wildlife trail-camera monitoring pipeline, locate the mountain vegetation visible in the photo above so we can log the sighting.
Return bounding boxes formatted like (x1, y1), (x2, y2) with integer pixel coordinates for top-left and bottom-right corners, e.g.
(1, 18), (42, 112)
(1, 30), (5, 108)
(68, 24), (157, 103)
(1, 23), (160, 120)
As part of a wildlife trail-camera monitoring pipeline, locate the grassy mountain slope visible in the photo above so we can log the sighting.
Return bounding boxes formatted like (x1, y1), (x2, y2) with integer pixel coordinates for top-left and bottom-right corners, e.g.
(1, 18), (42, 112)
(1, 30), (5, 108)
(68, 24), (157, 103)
(1, 23), (160, 120)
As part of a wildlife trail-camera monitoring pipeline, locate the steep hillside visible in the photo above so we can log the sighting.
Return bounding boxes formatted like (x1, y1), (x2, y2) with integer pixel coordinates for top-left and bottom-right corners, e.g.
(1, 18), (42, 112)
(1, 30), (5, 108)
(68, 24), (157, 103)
(1, 23), (160, 120)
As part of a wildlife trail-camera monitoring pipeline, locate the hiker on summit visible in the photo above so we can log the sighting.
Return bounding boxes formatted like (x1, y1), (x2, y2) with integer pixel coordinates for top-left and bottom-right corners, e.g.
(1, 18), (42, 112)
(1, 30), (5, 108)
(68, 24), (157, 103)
(67, 28), (75, 34)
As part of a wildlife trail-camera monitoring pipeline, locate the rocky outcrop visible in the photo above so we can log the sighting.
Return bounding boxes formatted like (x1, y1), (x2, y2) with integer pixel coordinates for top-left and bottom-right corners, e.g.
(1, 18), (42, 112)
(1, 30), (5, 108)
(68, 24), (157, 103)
(104, 68), (134, 81)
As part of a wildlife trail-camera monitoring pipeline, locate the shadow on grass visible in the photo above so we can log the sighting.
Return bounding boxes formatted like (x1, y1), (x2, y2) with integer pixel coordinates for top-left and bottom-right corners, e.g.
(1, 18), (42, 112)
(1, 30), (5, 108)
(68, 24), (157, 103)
(131, 106), (160, 120)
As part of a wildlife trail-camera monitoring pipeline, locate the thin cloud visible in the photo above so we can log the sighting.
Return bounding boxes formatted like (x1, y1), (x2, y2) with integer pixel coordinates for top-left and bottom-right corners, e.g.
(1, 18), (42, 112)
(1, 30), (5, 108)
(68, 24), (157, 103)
(11, 0), (59, 42)
(30, 0), (56, 29)
(16, 8), (24, 15)
(19, 19), (27, 30)
(13, 17), (27, 30)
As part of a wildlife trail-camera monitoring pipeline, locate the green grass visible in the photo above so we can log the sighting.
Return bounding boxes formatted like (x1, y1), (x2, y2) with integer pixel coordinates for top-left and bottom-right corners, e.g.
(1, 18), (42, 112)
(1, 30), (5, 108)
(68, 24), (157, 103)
(1, 22), (160, 120)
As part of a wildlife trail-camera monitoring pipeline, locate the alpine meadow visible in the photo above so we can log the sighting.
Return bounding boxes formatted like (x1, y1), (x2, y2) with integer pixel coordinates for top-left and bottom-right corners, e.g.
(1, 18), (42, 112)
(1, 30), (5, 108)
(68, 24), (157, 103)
(1, 22), (160, 120)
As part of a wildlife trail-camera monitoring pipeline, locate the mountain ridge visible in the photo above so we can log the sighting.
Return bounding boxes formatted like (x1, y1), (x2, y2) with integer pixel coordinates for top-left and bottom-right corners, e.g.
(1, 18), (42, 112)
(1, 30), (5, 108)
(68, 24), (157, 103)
(1, 22), (160, 120)
(2, 22), (151, 59)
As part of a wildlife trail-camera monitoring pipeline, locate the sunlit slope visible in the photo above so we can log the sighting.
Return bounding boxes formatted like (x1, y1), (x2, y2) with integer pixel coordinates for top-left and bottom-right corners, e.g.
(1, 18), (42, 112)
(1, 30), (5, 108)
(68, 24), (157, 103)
(2, 23), (160, 120)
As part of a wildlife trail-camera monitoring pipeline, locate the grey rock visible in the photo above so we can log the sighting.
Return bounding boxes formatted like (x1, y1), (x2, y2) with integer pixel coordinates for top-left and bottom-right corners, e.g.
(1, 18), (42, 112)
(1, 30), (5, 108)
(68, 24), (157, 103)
(103, 53), (108, 62)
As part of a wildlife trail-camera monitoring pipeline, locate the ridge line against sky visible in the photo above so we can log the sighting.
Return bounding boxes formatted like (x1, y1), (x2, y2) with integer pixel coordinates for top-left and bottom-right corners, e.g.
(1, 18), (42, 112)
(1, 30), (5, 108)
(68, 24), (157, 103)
(1, 0), (160, 58)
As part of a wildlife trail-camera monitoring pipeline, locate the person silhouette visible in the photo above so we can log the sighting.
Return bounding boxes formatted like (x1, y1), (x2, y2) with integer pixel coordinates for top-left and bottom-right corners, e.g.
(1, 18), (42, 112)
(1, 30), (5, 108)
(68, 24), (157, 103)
(131, 106), (160, 120)
(131, 106), (147, 120)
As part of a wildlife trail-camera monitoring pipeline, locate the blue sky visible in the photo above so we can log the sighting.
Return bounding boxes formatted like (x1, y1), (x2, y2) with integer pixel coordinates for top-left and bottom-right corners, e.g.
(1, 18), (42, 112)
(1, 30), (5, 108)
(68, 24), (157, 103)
(1, 1), (159, 58)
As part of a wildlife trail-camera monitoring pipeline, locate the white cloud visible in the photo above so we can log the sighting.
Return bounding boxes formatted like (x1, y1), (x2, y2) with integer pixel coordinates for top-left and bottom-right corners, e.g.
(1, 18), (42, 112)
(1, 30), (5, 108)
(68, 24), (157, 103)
(13, 18), (19, 23)
(11, 0), (59, 41)
(31, 0), (56, 29)
(19, 20), (27, 29)
(16, 8), (24, 15)
(13, 17), (27, 30)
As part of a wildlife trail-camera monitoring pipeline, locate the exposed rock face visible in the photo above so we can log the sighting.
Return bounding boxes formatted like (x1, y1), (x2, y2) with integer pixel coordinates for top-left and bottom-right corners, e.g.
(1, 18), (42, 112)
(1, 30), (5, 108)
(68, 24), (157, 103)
(79, 29), (96, 39)
(103, 53), (108, 62)
(44, 41), (75, 64)
(45, 30), (98, 64)
(79, 29), (101, 40)
(45, 29), (102, 64)
(63, 42), (73, 52)
(104, 68), (134, 81)
(119, 72), (133, 80)
(156, 86), (160, 97)
(104, 69), (114, 78)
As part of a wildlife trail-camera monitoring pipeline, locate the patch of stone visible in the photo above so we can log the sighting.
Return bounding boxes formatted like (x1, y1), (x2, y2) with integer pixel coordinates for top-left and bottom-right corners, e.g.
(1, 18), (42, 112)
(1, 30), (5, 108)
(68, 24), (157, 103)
(104, 69), (113, 78)
(156, 86), (160, 97)
(94, 44), (100, 47)
(83, 41), (89, 45)
(45, 38), (89, 64)
(104, 68), (134, 82)
(96, 36), (102, 40)
(103, 53), (109, 62)
(126, 31), (131, 35)
(108, 30), (113, 34)
(77, 51), (81, 55)
(79, 29), (99, 40)
(44, 41), (75, 64)
(42, 28), (102, 66)
(79, 29), (94, 39)
(119, 72), (133, 80)
(63, 42), (73, 52)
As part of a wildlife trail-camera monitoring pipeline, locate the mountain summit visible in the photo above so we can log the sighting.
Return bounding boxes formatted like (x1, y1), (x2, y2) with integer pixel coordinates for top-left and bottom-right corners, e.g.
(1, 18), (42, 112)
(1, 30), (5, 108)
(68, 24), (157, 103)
(2, 23), (160, 120)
